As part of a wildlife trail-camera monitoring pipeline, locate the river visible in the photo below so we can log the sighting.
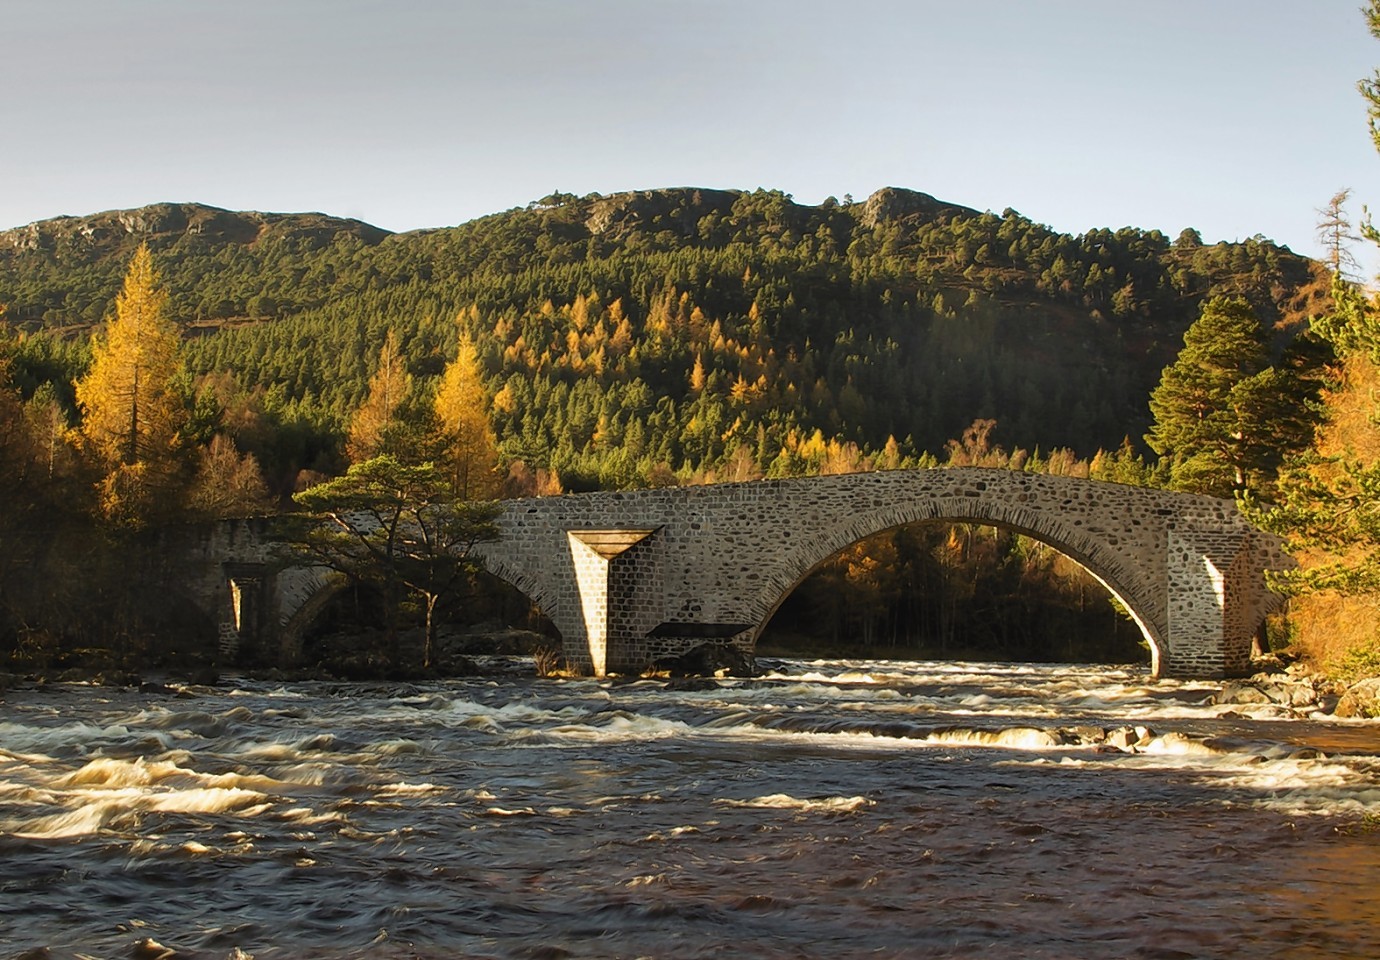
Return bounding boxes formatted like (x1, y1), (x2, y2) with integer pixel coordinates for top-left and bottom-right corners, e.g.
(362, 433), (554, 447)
(2, 658), (1379, 959)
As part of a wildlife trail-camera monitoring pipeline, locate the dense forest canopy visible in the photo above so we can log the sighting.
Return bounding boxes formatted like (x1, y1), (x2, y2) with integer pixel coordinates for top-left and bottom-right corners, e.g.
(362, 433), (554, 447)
(0, 187), (1326, 490)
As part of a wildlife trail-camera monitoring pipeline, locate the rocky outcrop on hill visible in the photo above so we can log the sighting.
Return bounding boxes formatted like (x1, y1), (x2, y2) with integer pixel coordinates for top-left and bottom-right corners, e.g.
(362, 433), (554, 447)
(0, 202), (391, 258)
(584, 188), (740, 238)
(858, 186), (978, 229)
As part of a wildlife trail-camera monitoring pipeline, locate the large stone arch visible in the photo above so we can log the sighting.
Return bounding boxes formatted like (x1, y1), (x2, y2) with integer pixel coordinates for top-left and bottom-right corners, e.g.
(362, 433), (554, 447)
(712, 469), (1285, 678)
(747, 499), (1165, 672)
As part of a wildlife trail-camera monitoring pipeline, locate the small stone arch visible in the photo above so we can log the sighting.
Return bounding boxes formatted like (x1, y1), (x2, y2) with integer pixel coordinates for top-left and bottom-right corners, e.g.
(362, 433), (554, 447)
(277, 568), (351, 665)
(273, 558), (565, 666)
(479, 555), (567, 638)
(141, 580), (223, 668)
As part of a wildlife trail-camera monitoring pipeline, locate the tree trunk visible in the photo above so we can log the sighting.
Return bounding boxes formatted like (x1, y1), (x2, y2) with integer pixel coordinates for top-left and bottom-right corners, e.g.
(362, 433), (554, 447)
(424, 593), (438, 669)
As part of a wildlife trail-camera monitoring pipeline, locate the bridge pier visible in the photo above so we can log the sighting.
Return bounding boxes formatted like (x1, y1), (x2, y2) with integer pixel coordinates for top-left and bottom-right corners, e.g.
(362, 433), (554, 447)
(563, 527), (759, 676)
(219, 563), (272, 665)
(1161, 529), (1264, 678)
(565, 528), (663, 674)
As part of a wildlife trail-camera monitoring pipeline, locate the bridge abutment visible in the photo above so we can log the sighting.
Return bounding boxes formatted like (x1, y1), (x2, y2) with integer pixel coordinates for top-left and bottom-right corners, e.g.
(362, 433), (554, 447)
(1161, 527), (1284, 678)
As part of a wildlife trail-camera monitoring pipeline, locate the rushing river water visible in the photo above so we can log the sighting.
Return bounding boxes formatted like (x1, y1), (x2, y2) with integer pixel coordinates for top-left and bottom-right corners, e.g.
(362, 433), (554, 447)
(3, 658), (1380, 959)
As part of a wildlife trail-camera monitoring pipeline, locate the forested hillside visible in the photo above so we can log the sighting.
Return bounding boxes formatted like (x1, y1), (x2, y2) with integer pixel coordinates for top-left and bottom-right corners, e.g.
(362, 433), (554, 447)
(0, 187), (1325, 490)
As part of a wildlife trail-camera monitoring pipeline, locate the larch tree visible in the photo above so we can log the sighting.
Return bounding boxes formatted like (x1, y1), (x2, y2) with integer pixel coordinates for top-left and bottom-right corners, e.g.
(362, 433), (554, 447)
(74, 243), (188, 522)
(432, 332), (502, 499)
(1230, 1), (1380, 680)
(345, 329), (414, 464)
(1248, 278), (1380, 673)
(186, 434), (272, 520)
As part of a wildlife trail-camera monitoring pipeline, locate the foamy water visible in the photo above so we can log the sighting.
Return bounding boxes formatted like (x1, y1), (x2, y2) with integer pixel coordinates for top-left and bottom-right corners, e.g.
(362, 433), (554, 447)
(2, 658), (1379, 958)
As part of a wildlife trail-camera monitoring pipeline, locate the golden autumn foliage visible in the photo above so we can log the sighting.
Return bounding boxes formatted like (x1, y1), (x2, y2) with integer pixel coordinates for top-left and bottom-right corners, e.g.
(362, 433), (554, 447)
(76, 244), (184, 469)
(74, 244), (188, 523)
(1273, 350), (1380, 676)
(186, 434), (271, 519)
(346, 330), (413, 464)
(689, 353), (706, 393)
(432, 332), (502, 499)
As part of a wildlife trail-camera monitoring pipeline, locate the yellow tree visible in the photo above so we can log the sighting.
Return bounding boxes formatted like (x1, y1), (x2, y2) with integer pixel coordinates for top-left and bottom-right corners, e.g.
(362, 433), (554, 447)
(186, 434), (271, 519)
(346, 329), (414, 464)
(432, 332), (501, 499)
(75, 244), (187, 521)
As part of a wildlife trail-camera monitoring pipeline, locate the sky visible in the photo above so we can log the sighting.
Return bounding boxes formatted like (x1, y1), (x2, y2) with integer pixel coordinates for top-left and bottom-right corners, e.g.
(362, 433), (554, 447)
(6, 0), (1380, 274)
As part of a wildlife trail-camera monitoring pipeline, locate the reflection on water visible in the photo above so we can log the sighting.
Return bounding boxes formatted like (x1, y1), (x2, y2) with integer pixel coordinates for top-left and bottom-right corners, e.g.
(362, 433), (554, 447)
(2, 658), (1379, 958)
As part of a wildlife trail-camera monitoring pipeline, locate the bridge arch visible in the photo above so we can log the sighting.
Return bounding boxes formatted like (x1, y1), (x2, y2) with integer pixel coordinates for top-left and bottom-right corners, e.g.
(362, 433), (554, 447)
(270, 561), (565, 667)
(750, 504), (1162, 672)
(277, 569), (351, 663)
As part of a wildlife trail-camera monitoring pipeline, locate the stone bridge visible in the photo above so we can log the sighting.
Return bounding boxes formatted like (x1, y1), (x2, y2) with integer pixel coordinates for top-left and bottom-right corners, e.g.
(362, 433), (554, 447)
(182, 468), (1290, 679)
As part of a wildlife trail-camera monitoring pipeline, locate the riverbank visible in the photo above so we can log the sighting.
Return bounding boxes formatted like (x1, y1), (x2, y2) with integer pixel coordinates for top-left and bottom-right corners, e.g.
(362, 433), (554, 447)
(1206, 651), (1380, 719)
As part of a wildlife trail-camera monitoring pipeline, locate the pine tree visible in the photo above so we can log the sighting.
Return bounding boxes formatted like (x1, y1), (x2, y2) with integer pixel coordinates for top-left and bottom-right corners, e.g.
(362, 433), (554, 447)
(1145, 298), (1319, 498)
(289, 456), (500, 668)
(1317, 188), (1362, 280)
(432, 332), (502, 499)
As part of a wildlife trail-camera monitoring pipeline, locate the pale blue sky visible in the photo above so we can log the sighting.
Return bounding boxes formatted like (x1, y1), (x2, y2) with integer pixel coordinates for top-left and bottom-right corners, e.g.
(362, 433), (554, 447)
(5, 0), (1380, 273)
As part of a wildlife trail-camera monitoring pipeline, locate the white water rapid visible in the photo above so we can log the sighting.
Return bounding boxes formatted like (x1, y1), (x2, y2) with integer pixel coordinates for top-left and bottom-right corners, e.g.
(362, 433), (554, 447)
(2, 658), (1379, 958)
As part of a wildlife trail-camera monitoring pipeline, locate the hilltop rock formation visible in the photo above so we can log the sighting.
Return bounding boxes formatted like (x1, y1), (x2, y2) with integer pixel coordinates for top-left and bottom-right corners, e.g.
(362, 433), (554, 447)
(0, 202), (391, 257)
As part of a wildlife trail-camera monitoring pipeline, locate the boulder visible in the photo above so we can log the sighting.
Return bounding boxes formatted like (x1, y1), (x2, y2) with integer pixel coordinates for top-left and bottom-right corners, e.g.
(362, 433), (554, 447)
(1105, 726), (1139, 750)
(1212, 675), (1319, 709)
(1058, 725), (1109, 746)
(664, 677), (721, 692)
(1212, 681), (1274, 705)
(653, 642), (759, 678)
(1334, 677), (1380, 718)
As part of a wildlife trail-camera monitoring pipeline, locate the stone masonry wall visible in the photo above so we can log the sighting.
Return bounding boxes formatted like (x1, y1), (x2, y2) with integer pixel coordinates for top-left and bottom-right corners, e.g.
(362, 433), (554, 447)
(476, 467), (1289, 678)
